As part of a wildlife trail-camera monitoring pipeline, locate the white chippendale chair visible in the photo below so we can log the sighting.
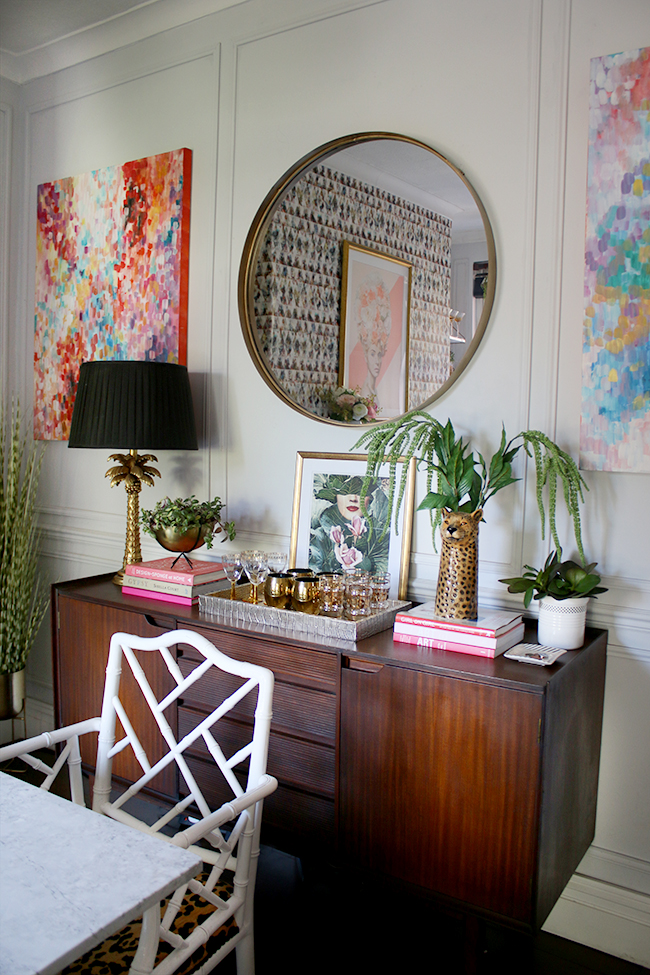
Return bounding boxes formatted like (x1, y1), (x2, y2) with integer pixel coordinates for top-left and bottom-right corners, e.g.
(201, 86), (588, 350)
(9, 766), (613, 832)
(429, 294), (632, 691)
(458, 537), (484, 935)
(0, 629), (277, 975)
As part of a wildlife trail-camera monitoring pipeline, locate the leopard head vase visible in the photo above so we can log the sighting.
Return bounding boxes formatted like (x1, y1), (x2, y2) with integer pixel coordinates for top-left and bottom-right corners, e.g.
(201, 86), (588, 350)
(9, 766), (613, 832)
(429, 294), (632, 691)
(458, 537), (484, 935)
(434, 508), (483, 620)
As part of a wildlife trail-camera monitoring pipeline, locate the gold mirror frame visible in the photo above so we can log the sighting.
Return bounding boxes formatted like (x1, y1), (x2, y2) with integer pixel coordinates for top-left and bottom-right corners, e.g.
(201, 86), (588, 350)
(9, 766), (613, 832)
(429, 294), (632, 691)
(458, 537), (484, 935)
(238, 131), (497, 425)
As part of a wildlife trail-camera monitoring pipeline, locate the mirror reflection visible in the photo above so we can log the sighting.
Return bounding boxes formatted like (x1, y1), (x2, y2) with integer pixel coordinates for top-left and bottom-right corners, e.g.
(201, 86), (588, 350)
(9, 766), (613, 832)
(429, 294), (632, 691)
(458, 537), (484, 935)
(239, 133), (496, 424)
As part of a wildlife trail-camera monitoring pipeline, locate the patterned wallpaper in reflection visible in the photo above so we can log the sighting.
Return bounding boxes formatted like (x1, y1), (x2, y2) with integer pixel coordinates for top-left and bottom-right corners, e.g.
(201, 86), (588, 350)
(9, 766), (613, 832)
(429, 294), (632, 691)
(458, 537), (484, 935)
(254, 165), (451, 417)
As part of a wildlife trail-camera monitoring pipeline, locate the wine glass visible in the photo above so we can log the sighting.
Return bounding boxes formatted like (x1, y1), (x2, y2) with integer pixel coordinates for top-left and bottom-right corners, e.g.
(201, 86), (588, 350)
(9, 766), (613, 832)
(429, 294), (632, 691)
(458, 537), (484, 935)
(222, 553), (244, 600)
(242, 551), (269, 604)
(266, 552), (288, 574)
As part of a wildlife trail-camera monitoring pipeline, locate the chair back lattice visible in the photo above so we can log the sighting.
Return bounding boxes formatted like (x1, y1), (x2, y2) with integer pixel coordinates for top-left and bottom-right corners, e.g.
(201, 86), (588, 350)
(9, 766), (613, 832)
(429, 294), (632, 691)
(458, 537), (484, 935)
(93, 630), (274, 850)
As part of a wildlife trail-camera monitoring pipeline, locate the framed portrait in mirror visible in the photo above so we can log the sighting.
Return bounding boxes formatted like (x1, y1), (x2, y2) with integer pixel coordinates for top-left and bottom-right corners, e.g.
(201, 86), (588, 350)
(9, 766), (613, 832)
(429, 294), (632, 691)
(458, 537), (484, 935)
(339, 241), (412, 420)
(289, 451), (415, 600)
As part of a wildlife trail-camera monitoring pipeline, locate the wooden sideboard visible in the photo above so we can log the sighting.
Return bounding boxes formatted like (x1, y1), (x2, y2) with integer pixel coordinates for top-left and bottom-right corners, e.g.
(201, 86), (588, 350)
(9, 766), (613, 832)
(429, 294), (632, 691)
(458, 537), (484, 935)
(52, 574), (607, 934)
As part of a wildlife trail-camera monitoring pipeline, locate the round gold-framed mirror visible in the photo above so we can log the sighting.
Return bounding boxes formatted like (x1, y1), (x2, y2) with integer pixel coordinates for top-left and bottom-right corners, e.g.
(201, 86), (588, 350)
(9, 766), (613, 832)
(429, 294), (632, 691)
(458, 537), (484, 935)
(238, 132), (496, 425)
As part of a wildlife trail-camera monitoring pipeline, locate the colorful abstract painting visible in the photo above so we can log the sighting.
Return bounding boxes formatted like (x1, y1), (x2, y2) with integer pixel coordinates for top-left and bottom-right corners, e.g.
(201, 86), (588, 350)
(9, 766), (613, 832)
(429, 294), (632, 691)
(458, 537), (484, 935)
(34, 148), (192, 440)
(581, 48), (650, 472)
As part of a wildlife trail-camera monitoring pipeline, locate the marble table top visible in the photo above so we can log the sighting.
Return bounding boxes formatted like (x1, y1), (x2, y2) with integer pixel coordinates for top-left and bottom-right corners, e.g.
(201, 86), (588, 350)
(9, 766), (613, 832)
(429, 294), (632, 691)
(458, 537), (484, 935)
(0, 771), (202, 975)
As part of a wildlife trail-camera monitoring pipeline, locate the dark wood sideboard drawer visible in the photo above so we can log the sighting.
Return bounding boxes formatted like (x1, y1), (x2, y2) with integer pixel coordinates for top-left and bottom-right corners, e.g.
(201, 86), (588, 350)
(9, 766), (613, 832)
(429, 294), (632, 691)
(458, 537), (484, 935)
(178, 706), (335, 799)
(177, 653), (336, 743)
(185, 626), (338, 694)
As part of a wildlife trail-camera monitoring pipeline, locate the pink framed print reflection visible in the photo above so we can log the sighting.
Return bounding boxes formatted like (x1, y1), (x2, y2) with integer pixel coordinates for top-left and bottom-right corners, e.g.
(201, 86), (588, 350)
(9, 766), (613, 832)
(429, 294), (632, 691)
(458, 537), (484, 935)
(339, 241), (412, 419)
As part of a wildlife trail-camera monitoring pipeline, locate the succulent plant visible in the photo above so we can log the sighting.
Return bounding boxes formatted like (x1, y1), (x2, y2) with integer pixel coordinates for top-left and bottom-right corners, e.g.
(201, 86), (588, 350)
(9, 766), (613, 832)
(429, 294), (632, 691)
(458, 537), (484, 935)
(499, 551), (607, 608)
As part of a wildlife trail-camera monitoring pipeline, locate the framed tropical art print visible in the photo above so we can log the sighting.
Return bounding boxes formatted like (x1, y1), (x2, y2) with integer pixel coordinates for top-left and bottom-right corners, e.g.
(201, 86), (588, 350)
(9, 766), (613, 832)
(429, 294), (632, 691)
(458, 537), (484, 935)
(289, 451), (415, 599)
(339, 241), (412, 420)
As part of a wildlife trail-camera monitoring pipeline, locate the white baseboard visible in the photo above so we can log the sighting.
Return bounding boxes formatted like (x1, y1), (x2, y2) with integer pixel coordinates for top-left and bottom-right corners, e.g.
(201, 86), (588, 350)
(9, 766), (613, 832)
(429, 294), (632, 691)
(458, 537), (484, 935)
(578, 846), (650, 897)
(543, 873), (650, 968)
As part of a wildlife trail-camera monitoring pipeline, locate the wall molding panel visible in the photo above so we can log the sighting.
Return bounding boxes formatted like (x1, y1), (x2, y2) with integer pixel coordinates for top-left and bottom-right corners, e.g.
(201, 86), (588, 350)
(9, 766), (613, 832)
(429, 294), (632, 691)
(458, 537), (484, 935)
(0, 102), (11, 392)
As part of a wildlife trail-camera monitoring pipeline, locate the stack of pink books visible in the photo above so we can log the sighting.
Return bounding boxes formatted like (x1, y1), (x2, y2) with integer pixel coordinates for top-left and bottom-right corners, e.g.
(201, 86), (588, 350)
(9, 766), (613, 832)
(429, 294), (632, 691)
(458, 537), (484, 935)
(122, 557), (226, 606)
(393, 604), (524, 658)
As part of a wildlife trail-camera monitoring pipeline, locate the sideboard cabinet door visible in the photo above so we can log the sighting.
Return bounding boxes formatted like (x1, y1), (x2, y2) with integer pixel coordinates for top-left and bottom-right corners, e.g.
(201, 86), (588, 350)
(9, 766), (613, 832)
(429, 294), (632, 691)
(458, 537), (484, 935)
(54, 588), (178, 798)
(339, 659), (542, 924)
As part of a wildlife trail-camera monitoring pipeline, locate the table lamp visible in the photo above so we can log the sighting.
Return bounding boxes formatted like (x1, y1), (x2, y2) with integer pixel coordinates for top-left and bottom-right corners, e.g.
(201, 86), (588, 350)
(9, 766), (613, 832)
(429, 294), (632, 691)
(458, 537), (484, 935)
(68, 360), (198, 585)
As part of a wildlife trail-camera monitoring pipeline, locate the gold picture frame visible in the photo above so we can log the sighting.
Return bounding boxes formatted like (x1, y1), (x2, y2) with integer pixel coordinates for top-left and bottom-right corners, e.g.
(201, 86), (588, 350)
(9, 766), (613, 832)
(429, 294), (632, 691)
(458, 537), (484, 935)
(339, 241), (412, 420)
(289, 451), (415, 600)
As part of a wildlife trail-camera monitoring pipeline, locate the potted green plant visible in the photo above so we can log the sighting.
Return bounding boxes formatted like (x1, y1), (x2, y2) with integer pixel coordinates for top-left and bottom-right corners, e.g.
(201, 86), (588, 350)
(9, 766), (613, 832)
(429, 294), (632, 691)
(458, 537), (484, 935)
(355, 413), (587, 556)
(141, 495), (236, 553)
(499, 551), (607, 649)
(353, 411), (591, 619)
(0, 401), (49, 719)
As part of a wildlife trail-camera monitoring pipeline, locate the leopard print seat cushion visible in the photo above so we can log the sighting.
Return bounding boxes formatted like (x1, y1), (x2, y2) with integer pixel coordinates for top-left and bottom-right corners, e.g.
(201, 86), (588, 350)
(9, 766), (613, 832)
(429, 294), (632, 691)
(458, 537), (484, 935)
(61, 868), (238, 975)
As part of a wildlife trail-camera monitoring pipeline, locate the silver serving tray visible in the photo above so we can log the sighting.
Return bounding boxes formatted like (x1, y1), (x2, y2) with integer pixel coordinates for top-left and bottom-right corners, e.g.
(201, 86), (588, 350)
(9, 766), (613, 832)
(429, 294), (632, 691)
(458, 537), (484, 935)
(198, 586), (411, 642)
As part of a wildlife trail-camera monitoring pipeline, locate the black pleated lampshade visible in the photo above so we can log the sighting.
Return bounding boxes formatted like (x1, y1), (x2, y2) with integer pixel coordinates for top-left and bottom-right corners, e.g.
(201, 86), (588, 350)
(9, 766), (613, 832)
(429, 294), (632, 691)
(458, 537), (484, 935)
(68, 360), (198, 450)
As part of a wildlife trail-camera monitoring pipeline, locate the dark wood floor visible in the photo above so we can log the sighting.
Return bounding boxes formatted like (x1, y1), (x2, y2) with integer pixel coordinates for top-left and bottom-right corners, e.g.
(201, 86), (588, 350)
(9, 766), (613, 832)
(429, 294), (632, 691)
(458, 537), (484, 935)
(2, 753), (646, 975)
(246, 845), (648, 975)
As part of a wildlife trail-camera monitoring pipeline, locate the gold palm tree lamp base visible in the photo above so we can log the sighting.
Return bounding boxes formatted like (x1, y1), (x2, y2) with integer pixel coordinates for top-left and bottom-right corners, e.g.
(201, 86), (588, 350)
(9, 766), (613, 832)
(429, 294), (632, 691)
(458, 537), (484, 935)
(106, 449), (160, 585)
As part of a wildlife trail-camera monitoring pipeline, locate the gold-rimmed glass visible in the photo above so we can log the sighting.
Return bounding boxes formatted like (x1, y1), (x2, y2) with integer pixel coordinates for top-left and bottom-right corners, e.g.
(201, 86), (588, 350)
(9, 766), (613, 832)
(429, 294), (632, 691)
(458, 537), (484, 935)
(266, 551), (288, 573)
(222, 553), (244, 600)
(242, 550), (269, 604)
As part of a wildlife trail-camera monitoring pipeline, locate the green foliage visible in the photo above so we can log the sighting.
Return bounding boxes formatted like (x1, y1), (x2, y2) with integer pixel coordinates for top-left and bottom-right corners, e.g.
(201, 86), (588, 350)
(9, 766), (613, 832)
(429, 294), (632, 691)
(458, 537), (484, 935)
(0, 400), (49, 676)
(500, 551), (607, 608)
(141, 495), (236, 547)
(353, 412), (587, 558)
(519, 430), (588, 563)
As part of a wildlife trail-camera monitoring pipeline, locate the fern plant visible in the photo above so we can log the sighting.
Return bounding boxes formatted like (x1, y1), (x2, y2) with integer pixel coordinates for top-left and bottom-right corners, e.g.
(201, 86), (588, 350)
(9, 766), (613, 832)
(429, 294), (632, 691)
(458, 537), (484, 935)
(0, 400), (49, 676)
(353, 411), (588, 561)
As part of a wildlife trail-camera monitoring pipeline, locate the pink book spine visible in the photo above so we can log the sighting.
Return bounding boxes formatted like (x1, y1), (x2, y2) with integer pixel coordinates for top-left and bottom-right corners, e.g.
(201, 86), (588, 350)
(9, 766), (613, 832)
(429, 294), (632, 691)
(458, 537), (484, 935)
(392, 630), (502, 658)
(122, 586), (196, 606)
(393, 619), (522, 648)
(124, 563), (223, 585)
(393, 614), (513, 638)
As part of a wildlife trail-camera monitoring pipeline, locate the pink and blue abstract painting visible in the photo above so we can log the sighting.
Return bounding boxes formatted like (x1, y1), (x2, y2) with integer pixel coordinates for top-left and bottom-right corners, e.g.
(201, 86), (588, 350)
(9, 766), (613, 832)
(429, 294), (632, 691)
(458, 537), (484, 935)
(581, 48), (650, 472)
(34, 148), (192, 440)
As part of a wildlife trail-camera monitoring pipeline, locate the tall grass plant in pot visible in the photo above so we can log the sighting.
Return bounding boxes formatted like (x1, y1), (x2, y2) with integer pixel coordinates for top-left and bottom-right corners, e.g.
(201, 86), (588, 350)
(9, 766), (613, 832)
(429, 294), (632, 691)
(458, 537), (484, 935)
(0, 401), (49, 718)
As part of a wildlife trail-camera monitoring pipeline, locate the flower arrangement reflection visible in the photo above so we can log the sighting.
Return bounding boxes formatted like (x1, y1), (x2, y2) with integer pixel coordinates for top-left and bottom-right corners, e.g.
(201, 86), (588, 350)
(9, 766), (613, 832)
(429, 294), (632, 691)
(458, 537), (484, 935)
(318, 385), (380, 423)
(308, 473), (389, 575)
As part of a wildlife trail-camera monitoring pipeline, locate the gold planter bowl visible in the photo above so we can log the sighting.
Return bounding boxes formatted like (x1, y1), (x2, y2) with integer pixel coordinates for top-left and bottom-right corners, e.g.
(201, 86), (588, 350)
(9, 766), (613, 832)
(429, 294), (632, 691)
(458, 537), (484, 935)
(153, 524), (214, 553)
(0, 668), (26, 720)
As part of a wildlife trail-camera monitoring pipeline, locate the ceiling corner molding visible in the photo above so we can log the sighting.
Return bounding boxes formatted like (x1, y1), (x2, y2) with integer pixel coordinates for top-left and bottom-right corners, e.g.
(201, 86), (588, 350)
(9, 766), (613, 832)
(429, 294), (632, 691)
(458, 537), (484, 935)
(0, 0), (248, 85)
(0, 51), (22, 84)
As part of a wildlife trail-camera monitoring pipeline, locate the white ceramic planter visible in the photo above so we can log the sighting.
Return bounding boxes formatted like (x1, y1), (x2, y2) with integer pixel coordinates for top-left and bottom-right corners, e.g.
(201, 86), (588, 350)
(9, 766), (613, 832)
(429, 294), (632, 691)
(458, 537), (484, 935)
(537, 596), (589, 650)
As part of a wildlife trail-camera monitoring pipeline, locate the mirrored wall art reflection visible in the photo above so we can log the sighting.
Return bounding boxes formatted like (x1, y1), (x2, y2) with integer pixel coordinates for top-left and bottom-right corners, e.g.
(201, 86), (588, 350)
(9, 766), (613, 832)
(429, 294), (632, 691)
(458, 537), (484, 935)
(239, 132), (496, 425)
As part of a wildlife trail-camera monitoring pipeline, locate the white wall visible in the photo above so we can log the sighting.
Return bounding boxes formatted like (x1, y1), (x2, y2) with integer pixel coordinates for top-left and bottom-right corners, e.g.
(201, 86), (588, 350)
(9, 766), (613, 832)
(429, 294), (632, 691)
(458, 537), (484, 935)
(1, 0), (648, 963)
